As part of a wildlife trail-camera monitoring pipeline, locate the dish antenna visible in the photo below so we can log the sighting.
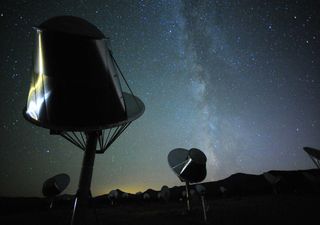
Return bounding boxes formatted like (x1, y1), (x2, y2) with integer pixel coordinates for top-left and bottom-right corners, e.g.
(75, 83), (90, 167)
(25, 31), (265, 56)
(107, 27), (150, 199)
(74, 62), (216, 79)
(303, 147), (320, 168)
(263, 172), (281, 194)
(159, 185), (170, 202)
(143, 193), (150, 200)
(42, 173), (70, 209)
(108, 190), (119, 205)
(168, 148), (207, 212)
(23, 16), (144, 225)
(219, 186), (227, 195)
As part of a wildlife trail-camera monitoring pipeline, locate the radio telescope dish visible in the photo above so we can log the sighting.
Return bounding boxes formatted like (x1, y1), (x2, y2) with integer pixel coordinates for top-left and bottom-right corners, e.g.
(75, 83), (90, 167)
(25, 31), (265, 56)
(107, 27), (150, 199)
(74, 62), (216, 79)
(263, 172), (281, 185)
(168, 148), (189, 179)
(219, 186), (227, 194)
(108, 190), (119, 199)
(43, 173), (70, 197)
(23, 16), (144, 225)
(195, 184), (206, 196)
(181, 148), (207, 183)
(167, 148), (207, 212)
(168, 148), (207, 183)
(42, 173), (70, 209)
(143, 193), (150, 200)
(303, 147), (320, 168)
(159, 185), (170, 202)
(263, 172), (281, 194)
(108, 190), (119, 205)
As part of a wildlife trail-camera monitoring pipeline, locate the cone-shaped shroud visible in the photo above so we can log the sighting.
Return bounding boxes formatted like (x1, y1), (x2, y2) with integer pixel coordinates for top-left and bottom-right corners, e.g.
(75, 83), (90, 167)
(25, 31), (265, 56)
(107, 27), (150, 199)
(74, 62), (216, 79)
(23, 16), (144, 131)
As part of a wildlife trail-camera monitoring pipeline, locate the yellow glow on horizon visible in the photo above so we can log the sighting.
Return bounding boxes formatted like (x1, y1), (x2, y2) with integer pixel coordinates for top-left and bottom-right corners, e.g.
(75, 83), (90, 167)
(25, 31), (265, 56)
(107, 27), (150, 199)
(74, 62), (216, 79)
(95, 184), (153, 196)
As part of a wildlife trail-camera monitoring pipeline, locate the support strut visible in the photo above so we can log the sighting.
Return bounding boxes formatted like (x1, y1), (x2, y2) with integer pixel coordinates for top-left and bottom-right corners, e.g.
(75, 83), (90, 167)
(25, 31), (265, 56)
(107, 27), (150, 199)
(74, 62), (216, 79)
(185, 181), (191, 212)
(71, 131), (99, 225)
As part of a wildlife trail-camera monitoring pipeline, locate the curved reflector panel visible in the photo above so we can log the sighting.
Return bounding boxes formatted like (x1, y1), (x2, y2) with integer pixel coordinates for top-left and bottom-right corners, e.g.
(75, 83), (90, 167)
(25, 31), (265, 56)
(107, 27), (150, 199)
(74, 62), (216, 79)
(168, 148), (207, 183)
(303, 147), (320, 168)
(42, 173), (70, 197)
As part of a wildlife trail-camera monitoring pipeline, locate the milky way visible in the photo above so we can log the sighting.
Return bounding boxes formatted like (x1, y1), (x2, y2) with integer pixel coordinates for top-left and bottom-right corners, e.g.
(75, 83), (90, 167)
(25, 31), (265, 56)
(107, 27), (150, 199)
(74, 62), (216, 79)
(0, 0), (319, 197)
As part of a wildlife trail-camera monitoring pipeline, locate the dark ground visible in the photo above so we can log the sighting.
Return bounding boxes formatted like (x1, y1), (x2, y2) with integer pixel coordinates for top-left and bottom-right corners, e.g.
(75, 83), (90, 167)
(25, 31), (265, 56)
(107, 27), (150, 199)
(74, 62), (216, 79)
(1, 193), (319, 225)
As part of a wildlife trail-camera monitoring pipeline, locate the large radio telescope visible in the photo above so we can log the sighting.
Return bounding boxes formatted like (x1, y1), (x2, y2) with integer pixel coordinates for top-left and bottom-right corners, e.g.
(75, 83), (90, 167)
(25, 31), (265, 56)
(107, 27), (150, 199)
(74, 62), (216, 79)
(23, 16), (144, 225)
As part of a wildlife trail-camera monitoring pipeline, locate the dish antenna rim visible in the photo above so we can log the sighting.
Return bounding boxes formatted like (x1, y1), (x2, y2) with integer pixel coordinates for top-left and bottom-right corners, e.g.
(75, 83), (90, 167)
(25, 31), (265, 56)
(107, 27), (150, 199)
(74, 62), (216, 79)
(42, 173), (70, 198)
(22, 92), (145, 132)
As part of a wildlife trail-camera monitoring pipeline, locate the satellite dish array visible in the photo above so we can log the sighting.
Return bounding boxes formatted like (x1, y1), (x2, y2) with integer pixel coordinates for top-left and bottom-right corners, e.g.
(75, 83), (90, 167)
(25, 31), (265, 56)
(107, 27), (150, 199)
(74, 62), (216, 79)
(168, 148), (207, 222)
(42, 173), (70, 209)
(23, 16), (144, 225)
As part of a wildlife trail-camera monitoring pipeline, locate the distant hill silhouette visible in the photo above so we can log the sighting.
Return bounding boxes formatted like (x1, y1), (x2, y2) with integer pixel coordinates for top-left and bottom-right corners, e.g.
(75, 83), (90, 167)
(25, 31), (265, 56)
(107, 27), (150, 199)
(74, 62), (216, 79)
(155, 169), (320, 201)
(1, 168), (319, 212)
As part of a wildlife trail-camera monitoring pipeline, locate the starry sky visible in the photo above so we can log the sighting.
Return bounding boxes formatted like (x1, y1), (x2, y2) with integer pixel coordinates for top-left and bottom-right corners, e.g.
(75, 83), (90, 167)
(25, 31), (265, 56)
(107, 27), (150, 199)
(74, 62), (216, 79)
(0, 0), (319, 197)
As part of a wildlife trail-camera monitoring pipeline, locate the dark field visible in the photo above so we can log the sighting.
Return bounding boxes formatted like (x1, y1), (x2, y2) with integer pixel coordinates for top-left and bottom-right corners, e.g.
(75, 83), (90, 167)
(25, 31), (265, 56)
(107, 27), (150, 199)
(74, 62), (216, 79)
(1, 194), (319, 225)
(2, 169), (319, 224)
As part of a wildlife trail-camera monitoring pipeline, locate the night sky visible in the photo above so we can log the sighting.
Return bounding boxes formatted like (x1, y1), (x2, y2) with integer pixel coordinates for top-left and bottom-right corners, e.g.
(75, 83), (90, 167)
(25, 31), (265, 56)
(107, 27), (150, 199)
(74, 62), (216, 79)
(0, 0), (319, 197)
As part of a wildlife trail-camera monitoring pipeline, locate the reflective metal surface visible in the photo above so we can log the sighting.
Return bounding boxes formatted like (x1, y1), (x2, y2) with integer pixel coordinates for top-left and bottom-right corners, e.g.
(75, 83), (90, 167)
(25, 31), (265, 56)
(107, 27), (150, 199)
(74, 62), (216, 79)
(168, 148), (207, 183)
(23, 16), (144, 131)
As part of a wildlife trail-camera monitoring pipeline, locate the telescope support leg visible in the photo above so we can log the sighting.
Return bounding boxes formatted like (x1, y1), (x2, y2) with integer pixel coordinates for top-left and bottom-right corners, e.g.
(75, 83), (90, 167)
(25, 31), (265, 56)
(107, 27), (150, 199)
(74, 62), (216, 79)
(201, 195), (207, 222)
(71, 131), (98, 225)
(185, 181), (191, 212)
